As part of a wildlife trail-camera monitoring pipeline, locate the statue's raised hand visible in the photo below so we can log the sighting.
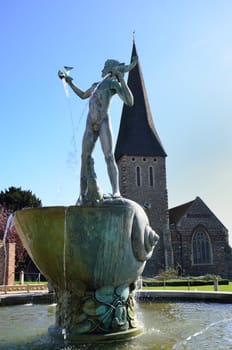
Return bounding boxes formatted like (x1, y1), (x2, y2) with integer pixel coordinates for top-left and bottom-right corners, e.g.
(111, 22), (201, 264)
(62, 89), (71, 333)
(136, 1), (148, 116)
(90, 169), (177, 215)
(58, 70), (73, 84)
(131, 56), (138, 66)
(64, 75), (73, 84)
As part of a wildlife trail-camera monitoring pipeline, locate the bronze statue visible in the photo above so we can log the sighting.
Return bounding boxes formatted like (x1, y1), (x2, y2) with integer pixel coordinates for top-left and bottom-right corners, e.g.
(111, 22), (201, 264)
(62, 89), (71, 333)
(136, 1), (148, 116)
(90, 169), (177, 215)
(13, 52), (159, 342)
(58, 57), (138, 204)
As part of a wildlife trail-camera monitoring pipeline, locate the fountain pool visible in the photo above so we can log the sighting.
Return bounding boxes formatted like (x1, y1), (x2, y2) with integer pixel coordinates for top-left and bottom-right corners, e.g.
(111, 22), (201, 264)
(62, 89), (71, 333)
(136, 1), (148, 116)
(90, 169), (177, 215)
(1, 301), (232, 350)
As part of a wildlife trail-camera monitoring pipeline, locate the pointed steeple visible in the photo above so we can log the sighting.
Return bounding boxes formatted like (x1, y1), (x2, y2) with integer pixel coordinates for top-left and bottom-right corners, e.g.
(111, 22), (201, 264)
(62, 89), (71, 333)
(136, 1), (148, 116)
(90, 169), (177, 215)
(115, 41), (167, 161)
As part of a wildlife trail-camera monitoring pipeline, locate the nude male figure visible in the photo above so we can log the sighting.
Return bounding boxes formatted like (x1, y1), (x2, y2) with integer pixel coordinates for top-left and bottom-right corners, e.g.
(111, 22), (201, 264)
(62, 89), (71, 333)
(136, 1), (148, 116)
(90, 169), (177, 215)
(58, 57), (137, 203)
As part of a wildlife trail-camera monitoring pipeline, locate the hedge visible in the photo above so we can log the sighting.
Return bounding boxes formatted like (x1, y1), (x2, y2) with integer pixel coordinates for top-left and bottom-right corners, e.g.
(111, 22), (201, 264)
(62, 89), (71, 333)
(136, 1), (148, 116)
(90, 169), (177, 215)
(142, 279), (229, 287)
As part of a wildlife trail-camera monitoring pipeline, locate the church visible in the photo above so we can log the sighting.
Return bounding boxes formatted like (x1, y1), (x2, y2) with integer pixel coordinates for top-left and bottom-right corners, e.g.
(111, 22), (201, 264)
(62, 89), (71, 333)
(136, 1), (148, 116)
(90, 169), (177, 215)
(114, 42), (232, 278)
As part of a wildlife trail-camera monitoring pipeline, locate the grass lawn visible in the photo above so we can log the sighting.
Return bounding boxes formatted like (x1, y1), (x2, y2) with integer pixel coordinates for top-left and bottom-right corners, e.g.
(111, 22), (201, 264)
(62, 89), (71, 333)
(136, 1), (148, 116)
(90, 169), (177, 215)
(143, 282), (232, 292)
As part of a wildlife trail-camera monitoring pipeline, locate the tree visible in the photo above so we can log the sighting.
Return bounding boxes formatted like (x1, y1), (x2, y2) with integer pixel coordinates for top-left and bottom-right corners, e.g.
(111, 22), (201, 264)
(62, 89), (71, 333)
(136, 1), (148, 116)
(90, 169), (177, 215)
(0, 186), (42, 211)
(0, 187), (42, 276)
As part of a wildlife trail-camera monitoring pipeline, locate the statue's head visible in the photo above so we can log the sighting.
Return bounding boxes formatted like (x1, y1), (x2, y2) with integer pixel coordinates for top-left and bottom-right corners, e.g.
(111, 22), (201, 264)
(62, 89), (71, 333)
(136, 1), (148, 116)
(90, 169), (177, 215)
(101, 59), (124, 78)
(101, 57), (138, 78)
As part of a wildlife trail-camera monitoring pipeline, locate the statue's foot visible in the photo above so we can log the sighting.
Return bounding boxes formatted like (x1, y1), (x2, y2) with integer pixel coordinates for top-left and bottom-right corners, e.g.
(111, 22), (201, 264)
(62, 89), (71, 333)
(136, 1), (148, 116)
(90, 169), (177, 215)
(76, 195), (84, 206)
(112, 192), (121, 199)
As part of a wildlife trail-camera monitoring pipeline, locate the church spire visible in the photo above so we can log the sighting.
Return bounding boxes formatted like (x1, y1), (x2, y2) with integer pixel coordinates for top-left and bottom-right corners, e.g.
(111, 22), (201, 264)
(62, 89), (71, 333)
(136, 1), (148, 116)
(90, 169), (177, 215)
(115, 41), (167, 161)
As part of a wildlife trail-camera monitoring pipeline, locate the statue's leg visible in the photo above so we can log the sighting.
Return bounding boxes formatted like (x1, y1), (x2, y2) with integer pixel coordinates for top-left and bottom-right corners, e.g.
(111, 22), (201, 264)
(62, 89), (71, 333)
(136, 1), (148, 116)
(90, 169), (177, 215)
(99, 118), (120, 197)
(79, 127), (98, 199)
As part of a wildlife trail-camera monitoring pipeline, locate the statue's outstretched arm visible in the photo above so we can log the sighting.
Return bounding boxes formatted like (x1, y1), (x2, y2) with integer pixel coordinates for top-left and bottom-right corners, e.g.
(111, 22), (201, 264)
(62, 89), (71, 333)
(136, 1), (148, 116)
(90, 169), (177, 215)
(58, 70), (95, 99)
(66, 77), (95, 99)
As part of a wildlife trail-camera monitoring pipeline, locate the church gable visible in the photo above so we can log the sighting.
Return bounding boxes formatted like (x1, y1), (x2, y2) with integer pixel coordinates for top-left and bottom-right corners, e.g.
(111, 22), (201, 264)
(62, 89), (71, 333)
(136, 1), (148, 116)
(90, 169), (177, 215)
(170, 196), (227, 232)
(170, 196), (229, 277)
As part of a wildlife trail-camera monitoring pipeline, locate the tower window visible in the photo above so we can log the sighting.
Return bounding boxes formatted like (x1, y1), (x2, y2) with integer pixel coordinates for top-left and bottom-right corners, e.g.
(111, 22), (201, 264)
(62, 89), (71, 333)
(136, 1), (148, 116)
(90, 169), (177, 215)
(136, 166), (141, 187)
(192, 229), (212, 265)
(149, 166), (154, 186)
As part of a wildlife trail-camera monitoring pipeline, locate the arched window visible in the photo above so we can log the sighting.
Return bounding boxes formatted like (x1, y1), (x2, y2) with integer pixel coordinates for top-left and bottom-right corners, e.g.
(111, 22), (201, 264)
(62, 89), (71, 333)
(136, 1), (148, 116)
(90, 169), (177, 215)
(149, 166), (154, 186)
(192, 229), (212, 265)
(136, 166), (141, 187)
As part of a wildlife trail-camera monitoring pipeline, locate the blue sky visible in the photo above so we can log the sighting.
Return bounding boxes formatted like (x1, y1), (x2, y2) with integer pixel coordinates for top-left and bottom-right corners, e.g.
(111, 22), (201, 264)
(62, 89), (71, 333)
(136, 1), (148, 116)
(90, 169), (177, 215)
(1, 1), (232, 241)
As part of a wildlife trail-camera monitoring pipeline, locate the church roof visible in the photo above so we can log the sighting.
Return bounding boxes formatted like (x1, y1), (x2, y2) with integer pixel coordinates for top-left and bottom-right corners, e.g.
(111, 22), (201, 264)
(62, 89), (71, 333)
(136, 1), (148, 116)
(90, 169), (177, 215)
(114, 42), (167, 161)
(169, 200), (194, 225)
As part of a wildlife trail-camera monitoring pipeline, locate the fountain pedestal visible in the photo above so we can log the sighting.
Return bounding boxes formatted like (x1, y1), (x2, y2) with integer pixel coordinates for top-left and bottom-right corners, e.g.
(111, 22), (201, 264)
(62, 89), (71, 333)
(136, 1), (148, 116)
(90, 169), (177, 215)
(14, 198), (158, 342)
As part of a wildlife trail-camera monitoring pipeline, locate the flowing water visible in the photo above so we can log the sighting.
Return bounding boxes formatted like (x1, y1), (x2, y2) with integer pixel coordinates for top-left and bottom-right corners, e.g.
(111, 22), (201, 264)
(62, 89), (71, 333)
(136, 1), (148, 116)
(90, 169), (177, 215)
(1, 302), (232, 350)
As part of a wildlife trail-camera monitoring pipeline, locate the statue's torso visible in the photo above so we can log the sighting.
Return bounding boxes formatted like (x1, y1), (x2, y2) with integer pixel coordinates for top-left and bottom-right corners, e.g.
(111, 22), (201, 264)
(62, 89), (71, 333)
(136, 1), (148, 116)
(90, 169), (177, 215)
(88, 78), (115, 130)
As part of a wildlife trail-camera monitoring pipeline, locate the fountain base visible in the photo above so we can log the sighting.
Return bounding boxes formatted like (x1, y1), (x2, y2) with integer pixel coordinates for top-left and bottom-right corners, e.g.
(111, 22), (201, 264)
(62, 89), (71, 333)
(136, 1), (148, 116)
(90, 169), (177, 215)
(48, 324), (143, 343)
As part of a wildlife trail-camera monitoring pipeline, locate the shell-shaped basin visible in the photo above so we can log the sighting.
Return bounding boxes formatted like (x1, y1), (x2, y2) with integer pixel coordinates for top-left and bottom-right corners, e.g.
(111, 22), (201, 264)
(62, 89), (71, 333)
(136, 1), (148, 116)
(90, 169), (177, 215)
(14, 198), (158, 293)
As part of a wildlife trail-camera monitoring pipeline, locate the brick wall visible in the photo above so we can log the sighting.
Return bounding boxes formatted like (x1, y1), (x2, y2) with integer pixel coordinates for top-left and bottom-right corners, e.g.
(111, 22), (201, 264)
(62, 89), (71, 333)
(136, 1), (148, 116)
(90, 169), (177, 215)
(0, 241), (15, 285)
(6, 243), (16, 285)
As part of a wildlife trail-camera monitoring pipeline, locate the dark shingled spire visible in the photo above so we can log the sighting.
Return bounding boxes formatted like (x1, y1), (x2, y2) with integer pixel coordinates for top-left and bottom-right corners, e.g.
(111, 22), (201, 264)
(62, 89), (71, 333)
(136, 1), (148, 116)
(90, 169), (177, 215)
(114, 41), (167, 161)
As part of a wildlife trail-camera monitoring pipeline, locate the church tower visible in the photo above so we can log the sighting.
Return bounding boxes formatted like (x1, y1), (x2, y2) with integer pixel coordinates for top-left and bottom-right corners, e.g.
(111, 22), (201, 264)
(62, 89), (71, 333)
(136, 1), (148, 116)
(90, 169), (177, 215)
(115, 42), (173, 275)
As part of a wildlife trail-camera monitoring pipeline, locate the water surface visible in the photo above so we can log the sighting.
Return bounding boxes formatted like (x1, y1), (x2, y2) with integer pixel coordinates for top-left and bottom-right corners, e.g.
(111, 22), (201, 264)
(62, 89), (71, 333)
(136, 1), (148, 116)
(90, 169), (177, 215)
(1, 302), (232, 349)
